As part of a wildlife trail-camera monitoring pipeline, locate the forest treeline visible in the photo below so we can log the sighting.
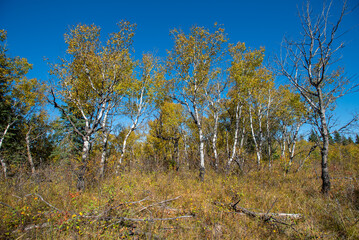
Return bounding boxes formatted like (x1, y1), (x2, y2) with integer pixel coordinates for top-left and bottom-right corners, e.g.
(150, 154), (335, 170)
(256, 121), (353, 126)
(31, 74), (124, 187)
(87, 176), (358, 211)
(0, 1), (358, 196)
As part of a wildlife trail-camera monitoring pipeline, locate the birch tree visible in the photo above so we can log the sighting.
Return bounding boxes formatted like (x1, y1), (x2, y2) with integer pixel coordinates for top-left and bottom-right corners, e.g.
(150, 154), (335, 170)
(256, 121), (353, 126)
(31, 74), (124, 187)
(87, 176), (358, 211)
(167, 25), (226, 181)
(222, 98), (246, 171)
(226, 43), (251, 169)
(205, 73), (227, 171)
(276, 85), (308, 173)
(247, 70), (273, 168)
(277, 1), (358, 194)
(49, 22), (135, 190)
(228, 42), (273, 169)
(0, 30), (45, 178)
(24, 110), (52, 176)
(116, 53), (164, 172)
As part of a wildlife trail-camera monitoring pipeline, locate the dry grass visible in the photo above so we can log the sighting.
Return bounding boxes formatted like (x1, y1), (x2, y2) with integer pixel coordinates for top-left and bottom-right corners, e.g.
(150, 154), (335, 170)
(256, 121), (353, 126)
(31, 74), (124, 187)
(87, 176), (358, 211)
(0, 153), (358, 239)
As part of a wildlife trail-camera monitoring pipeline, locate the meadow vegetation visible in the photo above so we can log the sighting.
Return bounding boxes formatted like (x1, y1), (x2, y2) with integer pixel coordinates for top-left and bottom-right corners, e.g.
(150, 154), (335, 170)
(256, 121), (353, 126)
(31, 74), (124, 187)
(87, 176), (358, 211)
(1, 141), (358, 239)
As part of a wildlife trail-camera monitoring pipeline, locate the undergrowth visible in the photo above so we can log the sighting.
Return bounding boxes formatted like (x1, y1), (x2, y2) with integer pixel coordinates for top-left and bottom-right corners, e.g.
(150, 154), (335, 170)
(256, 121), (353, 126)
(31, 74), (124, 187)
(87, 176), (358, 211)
(0, 161), (358, 239)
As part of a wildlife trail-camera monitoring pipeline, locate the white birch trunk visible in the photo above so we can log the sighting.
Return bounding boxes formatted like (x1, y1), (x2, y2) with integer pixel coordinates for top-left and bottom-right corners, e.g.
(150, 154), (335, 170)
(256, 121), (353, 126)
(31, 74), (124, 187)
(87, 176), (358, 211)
(249, 106), (261, 167)
(281, 127), (287, 160)
(257, 108), (263, 168)
(99, 107), (110, 178)
(198, 126), (205, 181)
(212, 112), (219, 170)
(227, 104), (242, 168)
(99, 130), (108, 178)
(26, 127), (36, 176)
(236, 119), (246, 170)
(286, 123), (302, 173)
(117, 122), (137, 173)
(193, 103), (205, 181)
(77, 135), (91, 191)
(0, 123), (12, 151)
(0, 157), (7, 179)
(0, 123), (12, 178)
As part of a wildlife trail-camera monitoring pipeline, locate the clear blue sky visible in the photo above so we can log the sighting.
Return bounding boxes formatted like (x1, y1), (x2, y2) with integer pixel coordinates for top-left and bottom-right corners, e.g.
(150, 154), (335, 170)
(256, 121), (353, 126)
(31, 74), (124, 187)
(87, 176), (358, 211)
(1, 0), (359, 127)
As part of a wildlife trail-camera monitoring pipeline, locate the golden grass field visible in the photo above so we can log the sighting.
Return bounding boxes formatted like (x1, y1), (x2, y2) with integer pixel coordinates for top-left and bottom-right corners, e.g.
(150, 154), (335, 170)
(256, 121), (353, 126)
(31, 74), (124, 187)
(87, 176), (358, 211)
(1, 144), (358, 239)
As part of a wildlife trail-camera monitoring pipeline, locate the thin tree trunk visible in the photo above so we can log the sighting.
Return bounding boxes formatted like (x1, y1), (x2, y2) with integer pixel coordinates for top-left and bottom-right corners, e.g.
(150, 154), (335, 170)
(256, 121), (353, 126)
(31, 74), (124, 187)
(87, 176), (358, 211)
(183, 134), (189, 170)
(193, 102), (205, 181)
(77, 135), (91, 191)
(117, 126), (135, 173)
(0, 123), (12, 151)
(212, 113), (219, 171)
(117, 99), (142, 173)
(296, 145), (317, 172)
(319, 107), (331, 194)
(257, 109), (263, 168)
(0, 157), (7, 179)
(286, 142), (297, 173)
(227, 104), (242, 169)
(234, 119), (246, 172)
(249, 106), (261, 168)
(198, 126), (205, 181)
(26, 127), (36, 176)
(173, 138), (179, 171)
(0, 123), (12, 179)
(285, 123), (302, 173)
(281, 127), (286, 160)
(267, 138), (272, 170)
(99, 108), (110, 179)
(99, 130), (108, 178)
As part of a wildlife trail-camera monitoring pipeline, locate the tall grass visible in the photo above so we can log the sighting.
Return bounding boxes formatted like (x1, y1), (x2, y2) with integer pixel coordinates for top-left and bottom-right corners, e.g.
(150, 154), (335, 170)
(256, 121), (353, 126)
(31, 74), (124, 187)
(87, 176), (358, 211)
(1, 146), (358, 239)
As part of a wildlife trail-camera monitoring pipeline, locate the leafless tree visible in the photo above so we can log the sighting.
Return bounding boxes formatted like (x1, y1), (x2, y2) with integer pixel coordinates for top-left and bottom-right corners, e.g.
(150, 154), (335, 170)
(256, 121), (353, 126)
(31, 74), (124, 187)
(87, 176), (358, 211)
(277, 0), (358, 194)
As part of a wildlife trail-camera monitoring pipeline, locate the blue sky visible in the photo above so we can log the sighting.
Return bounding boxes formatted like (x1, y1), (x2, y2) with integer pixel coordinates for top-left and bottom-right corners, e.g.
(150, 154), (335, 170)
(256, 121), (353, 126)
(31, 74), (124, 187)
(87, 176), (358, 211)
(1, 0), (359, 127)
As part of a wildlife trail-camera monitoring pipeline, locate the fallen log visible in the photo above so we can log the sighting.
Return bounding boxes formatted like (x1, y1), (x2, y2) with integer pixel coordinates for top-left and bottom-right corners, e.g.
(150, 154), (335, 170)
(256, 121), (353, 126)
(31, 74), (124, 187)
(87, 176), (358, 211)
(230, 199), (301, 232)
(231, 200), (302, 219)
(234, 205), (302, 219)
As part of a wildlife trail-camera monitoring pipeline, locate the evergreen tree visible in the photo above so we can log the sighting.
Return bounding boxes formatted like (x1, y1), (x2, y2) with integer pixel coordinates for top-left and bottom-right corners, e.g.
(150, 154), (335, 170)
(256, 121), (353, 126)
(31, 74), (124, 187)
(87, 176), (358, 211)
(0, 29), (44, 176)
(333, 131), (342, 144)
(50, 106), (85, 162)
(308, 130), (318, 143)
(342, 136), (348, 146)
(328, 134), (334, 145)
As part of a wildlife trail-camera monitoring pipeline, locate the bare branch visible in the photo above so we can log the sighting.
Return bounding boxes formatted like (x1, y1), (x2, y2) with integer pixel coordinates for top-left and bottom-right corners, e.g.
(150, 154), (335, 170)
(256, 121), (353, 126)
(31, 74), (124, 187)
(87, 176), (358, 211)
(138, 196), (182, 212)
(48, 89), (85, 138)
(24, 193), (62, 212)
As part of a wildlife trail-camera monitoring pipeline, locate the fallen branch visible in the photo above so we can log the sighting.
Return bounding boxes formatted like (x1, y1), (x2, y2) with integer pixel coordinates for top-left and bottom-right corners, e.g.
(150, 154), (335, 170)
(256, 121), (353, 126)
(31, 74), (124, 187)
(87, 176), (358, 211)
(0, 201), (17, 211)
(24, 193), (62, 212)
(123, 196), (150, 205)
(232, 200), (302, 219)
(12, 222), (51, 234)
(231, 200), (301, 232)
(138, 196), (181, 212)
(23, 223), (50, 231)
(234, 205), (302, 219)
